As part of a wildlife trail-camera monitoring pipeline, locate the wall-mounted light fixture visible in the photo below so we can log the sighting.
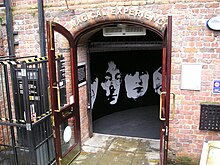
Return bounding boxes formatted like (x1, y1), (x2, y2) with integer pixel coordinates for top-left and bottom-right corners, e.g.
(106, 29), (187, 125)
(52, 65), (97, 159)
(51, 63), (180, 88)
(103, 24), (146, 37)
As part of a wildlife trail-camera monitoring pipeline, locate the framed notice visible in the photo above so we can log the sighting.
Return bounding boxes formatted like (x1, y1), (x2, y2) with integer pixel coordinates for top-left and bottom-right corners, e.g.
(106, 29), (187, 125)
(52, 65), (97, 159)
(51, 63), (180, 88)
(78, 63), (86, 87)
(181, 64), (202, 90)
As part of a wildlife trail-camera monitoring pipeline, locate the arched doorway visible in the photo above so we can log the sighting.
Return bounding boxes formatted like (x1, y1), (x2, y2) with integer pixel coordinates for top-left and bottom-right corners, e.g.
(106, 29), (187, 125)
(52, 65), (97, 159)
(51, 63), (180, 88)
(88, 24), (163, 140)
(75, 17), (172, 165)
(47, 16), (172, 165)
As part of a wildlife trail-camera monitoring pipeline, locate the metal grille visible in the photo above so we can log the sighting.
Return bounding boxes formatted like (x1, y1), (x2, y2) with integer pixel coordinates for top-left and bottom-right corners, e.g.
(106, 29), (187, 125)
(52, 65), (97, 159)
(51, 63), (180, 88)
(199, 103), (220, 131)
(0, 55), (62, 165)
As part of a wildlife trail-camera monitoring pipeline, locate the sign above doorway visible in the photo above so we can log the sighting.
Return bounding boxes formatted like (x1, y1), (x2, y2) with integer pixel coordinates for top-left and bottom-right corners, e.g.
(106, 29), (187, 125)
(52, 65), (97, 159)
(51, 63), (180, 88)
(71, 6), (167, 31)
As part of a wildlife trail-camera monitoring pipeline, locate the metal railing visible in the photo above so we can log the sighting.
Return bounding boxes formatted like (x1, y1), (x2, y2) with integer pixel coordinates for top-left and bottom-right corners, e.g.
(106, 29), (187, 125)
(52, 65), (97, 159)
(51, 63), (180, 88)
(0, 55), (63, 165)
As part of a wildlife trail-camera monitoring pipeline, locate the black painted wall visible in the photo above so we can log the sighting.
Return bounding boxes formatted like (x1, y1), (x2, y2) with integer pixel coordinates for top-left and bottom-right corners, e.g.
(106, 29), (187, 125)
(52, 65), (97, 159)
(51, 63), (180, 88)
(90, 50), (162, 120)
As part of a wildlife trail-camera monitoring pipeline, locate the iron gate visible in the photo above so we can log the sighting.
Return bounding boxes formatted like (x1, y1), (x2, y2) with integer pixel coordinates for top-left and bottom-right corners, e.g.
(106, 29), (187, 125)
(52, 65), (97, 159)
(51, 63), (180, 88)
(0, 55), (64, 165)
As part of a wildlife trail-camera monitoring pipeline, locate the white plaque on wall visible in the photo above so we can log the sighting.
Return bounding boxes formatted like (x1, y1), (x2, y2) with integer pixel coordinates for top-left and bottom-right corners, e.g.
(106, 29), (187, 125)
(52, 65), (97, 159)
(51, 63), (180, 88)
(181, 64), (202, 90)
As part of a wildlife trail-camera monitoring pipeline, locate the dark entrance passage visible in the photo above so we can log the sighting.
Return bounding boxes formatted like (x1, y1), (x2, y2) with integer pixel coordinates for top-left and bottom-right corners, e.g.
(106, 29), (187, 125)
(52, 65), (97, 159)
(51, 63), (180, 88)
(94, 105), (161, 139)
(83, 16), (172, 165)
(88, 26), (163, 140)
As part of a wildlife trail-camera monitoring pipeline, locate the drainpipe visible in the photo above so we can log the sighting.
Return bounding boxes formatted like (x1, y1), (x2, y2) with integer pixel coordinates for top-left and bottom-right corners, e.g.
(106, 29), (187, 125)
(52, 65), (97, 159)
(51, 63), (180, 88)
(37, 0), (49, 113)
(37, 0), (46, 57)
(4, 0), (15, 57)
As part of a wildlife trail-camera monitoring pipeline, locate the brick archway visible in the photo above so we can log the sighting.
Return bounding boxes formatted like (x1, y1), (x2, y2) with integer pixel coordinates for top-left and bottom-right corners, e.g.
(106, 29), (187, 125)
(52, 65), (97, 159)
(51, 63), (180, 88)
(70, 7), (167, 42)
(70, 13), (168, 147)
(72, 19), (164, 43)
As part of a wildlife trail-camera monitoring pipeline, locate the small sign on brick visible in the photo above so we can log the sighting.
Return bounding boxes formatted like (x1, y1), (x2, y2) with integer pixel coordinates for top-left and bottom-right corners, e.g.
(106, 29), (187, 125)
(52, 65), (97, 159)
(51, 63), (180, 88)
(212, 79), (220, 94)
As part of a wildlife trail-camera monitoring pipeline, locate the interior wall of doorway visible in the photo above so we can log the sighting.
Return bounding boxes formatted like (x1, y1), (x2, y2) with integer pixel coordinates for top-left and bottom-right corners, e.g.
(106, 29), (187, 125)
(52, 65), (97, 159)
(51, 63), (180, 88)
(87, 26), (163, 139)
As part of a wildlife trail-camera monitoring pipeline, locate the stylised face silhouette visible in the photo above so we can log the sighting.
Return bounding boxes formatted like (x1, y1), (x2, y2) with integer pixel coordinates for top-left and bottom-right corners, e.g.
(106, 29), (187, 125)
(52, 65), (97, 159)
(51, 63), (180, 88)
(124, 71), (149, 100)
(101, 61), (122, 105)
(153, 67), (162, 95)
(91, 77), (98, 109)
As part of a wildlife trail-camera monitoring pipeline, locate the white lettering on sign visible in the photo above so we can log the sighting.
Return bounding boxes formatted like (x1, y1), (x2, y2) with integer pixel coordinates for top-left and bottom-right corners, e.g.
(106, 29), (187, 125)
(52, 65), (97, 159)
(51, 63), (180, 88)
(71, 7), (166, 30)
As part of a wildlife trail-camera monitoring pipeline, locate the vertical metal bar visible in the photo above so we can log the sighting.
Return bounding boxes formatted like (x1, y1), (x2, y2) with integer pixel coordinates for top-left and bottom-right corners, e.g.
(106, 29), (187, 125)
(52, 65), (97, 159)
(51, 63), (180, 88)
(37, 0), (49, 116)
(3, 64), (18, 165)
(13, 67), (23, 122)
(40, 51), (49, 114)
(4, 3), (27, 162)
(4, 0), (21, 149)
(37, 0), (46, 58)
(0, 65), (8, 146)
(21, 62), (37, 165)
(4, 0), (15, 57)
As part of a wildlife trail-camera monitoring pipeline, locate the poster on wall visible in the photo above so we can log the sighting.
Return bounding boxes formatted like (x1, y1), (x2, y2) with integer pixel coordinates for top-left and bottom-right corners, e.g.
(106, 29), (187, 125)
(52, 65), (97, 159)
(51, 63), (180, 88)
(78, 63), (86, 87)
(181, 64), (202, 90)
(90, 50), (162, 120)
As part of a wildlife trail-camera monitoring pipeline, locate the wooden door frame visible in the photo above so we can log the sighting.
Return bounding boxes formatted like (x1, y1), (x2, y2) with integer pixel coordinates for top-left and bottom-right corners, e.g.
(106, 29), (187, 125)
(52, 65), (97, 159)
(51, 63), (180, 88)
(46, 21), (81, 165)
(160, 16), (172, 165)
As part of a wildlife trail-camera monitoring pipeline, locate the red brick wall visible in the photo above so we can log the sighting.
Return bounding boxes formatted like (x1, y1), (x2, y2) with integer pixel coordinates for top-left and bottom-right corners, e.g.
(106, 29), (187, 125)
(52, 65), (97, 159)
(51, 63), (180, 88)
(5, 0), (220, 159)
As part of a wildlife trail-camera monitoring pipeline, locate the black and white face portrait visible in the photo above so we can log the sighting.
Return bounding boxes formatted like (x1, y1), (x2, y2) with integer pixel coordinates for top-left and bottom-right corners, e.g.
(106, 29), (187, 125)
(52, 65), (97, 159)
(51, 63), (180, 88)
(153, 67), (162, 95)
(124, 70), (149, 100)
(101, 61), (122, 105)
(91, 77), (98, 109)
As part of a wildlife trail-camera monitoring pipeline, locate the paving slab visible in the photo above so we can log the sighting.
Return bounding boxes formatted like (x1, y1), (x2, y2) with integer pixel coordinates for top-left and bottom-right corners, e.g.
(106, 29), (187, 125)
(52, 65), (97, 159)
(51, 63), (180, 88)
(70, 133), (160, 165)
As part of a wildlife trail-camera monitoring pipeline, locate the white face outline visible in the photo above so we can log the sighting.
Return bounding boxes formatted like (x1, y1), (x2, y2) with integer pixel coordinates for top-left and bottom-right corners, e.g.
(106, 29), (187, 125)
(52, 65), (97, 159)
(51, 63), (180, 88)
(124, 71), (149, 100)
(153, 67), (162, 95)
(101, 61), (122, 105)
(91, 77), (98, 109)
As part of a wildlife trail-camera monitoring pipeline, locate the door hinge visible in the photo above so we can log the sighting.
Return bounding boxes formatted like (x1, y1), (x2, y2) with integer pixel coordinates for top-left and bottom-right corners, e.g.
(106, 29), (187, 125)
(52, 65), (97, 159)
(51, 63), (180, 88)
(59, 157), (62, 165)
(165, 140), (168, 150)
(51, 116), (55, 126)
(165, 126), (168, 136)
